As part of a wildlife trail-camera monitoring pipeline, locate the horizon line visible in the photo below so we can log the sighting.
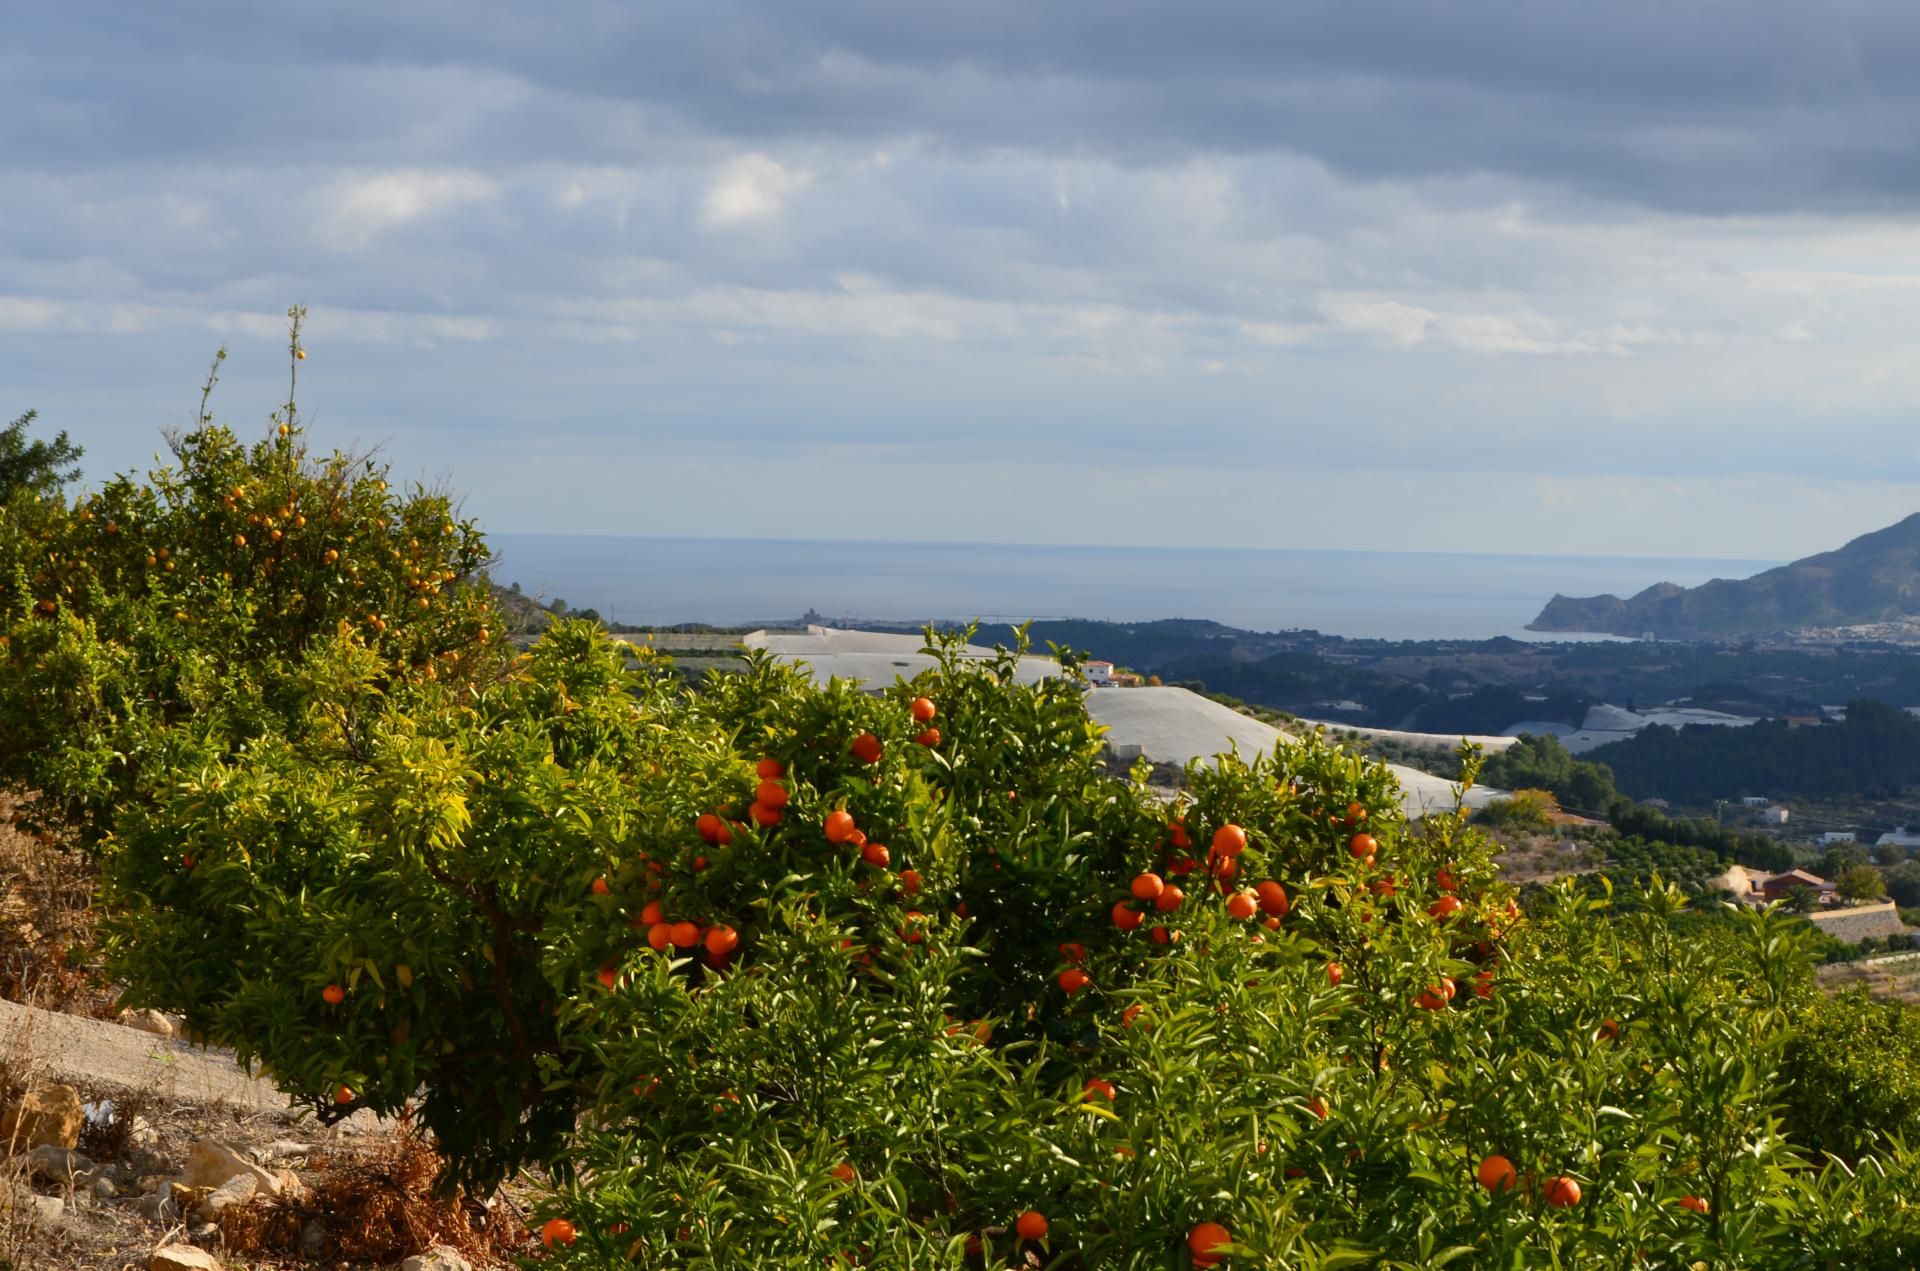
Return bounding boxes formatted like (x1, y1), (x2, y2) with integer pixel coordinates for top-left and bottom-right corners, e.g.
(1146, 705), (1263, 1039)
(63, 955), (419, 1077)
(483, 529), (1781, 567)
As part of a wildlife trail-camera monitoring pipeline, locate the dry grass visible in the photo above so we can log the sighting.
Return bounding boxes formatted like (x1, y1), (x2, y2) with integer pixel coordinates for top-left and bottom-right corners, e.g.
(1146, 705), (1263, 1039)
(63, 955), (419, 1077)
(1817, 954), (1920, 1005)
(0, 1012), (51, 1271)
(0, 792), (113, 1019)
(220, 1124), (523, 1267)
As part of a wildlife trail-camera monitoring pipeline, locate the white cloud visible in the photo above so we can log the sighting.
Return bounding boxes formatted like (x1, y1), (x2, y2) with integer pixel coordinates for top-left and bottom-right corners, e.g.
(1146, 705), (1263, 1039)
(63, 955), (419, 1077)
(317, 169), (496, 249)
(698, 153), (810, 229)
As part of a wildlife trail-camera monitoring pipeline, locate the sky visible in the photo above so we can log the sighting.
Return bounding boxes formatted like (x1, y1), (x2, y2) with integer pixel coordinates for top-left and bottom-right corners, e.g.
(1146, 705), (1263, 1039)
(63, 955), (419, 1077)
(6, 1), (1920, 559)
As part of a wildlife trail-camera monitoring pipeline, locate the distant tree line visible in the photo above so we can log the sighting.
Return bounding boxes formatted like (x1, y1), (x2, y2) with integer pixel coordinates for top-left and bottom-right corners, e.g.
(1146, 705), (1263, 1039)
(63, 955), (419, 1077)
(1588, 700), (1920, 805)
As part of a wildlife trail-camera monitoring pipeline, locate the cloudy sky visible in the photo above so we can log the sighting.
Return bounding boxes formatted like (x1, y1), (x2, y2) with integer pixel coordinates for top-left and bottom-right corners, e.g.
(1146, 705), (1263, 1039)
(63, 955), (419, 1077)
(6, 1), (1920, 558)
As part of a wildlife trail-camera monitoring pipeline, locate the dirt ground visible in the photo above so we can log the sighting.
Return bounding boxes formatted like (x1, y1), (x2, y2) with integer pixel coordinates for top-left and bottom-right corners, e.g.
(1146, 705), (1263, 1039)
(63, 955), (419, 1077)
(0, 998), (534, 1271)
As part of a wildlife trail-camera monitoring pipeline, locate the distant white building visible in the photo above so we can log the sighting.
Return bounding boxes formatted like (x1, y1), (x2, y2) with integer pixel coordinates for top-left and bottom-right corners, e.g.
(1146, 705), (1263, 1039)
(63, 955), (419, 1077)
(1820, 831), (1858, 845)
(1741, 796), (1770, 808)
(1762, 806), (1791, 826)
(1879, 827), (1920, 850)
(1084, 660), (1115, 685)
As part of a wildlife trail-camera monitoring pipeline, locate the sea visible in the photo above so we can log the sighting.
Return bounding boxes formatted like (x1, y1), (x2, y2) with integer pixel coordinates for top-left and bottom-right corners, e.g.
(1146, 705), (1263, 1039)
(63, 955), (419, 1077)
(487, 535), (1781, 644)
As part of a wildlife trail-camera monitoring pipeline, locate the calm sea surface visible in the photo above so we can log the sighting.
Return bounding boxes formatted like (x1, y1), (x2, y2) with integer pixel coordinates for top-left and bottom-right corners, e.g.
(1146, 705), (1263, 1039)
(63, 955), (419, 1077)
(487, 535), (1781, 643)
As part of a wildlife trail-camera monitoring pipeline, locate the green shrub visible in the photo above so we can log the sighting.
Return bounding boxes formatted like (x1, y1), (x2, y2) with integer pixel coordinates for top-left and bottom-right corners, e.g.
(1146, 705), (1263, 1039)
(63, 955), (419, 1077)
(1781, 989), (1920, 1160)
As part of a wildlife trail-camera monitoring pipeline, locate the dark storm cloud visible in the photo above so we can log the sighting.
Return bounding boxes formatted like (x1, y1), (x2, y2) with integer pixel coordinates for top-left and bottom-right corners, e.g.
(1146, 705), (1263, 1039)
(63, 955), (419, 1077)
(10, 1), (1920, 212)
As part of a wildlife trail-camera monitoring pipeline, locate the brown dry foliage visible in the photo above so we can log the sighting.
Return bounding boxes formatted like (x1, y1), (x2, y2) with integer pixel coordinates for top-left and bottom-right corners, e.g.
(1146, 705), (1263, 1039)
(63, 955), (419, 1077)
(0, 791), (113, 1017)
(220, 1126), (522, 1266)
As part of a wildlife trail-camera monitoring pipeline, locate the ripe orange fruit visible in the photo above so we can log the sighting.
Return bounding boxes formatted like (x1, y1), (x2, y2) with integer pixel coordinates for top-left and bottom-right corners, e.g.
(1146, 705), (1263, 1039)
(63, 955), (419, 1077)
(591, 876), (610, 896)
(1256, 880), (1289, 916)
(1439, 976), (1456, 1000)
(1428, 896), (1462, 921)
(911, 697), (937, 722)
(597, 963), (618, 989)
(1306, 1096), (1327, 1119)
(756, 778), (789, 809)
(1211, 824), (1247, 856)
(1326, 962), (1342, 987)
(1416, 986), (1448, 1011)
(1083, 1077), (1116, 1101)
(1473, 970), (1494, 999)
(696, 813), (725, 844)
(756, 757), (785, 779)
(861, 841), (891, 868)
(1346, 801), (1367, 823)
(1679, 1194), (1710, 1214)
(1122, 1004), (1144, 1027)
(1477, 1155), (1517, 1192)
(749, 802), (781, 828)
(824, 810), (856, 844)
(1058, 942), (1087, 964)
(705, 925), (739, 957)
(1015, 1210), (1049, 1241)
(669, 921), (700, 949)
(1544, 1176), (1581, 1208)
(541, 1218), (577, 1248)
(899, 911), (927, 943)
(1130, 872), (1165, 901)
(648, 922), (673, 951)
(914, 727), (941, 747)
(1597, 1019), (1620, 1042)
(845, 829), (867, 850)
(640, 901), (664, 927)
(1435, 866), (1458, 892)
(899, 868), (922, 894)
(1169, 822), (1191, 850)
(830, 1162), (857, 1185)
(1226, 890), (1258, 920)
(1348, 833), (1376, 860)
(334, 1084), (354, 1106)
(1058, 968), (1091, 994)
(1189, 1222), (1231, 1267)
(850, 732), (883, 764)
(322, 983), (345, 1005)
(1112, 901), (1143, 932)
(1154, 885), (1184, 913)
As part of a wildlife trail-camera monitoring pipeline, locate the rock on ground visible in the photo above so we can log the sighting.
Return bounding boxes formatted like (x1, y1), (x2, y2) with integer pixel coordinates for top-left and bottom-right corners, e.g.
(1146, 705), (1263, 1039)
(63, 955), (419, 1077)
(193, 1171), (257, 1220)
(26, 1142), (92, 1181)
(401, 1249), (473, 1271)
(116, 1008), (184, 1039)
(150, 1244), (222, 1270)
(1, 1083), (84, 1149)
(180, 1138), (280, 1193)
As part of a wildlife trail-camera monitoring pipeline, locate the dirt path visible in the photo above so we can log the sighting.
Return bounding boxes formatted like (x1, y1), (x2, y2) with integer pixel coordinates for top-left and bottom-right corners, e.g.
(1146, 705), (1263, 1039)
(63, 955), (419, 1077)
(0, 998), (286, 1112)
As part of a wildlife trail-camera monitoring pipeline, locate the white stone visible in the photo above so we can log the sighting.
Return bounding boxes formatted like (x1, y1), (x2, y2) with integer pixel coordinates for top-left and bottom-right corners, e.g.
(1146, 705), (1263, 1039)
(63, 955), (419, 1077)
(150, 1244), (223, 1270)
(401, 1248), (473, 1271)
(180, 1139), (279, 1193)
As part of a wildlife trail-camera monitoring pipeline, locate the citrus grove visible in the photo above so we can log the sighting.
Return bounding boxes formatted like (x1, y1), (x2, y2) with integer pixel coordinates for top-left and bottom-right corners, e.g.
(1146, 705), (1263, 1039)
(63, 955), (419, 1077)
(4, 337), (1920, 1266)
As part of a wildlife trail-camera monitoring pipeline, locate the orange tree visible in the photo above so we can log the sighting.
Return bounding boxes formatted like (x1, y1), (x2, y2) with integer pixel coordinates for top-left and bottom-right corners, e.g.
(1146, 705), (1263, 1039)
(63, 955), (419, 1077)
(92, 612), (1920, 1265)
(0, 374), (499, 841)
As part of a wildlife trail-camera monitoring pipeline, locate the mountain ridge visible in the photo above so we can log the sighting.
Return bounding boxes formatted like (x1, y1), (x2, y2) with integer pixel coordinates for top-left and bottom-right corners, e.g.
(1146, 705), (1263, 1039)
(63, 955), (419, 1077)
(1529, 512), (1920, 639)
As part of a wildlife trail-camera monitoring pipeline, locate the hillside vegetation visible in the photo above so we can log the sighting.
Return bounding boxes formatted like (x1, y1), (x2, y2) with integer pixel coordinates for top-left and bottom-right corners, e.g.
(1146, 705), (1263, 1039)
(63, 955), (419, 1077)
(7, 341), (1920, 1266)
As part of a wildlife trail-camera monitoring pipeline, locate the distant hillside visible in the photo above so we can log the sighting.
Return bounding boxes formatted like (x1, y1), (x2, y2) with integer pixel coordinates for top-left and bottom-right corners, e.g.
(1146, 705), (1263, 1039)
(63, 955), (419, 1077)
(1530, 513), (1920, 639)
